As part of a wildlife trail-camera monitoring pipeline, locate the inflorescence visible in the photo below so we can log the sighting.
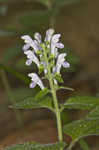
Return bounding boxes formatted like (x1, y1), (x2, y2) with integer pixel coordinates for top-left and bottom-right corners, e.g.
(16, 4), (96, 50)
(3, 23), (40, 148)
(21, 29), (70, 90)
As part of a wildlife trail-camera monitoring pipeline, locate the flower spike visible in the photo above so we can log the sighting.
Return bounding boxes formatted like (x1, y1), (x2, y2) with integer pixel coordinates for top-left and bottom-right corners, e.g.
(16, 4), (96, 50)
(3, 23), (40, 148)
(21, 28), (70, 89)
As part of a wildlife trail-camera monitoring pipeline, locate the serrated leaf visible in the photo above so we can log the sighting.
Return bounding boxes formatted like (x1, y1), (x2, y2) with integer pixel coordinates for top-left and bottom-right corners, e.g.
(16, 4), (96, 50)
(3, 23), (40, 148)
(63, 96), (99, 110)
(87, 106), (99, 120)
(10, 95), (53, 110)
(2, 141), (66, 150)
(53, 0), (81, 7)
(18, 11), (51, 27)
(64, 119), (99, 144)
(1, 45), (22, 64)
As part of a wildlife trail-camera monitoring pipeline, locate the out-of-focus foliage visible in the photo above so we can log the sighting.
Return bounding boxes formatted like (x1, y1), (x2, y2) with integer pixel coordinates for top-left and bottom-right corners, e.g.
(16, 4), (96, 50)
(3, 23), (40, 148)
(18, 11), (51, 28)
(2, 141), (66, 150)
(53, 0), (81, 7)
(1, 45), (22, 64)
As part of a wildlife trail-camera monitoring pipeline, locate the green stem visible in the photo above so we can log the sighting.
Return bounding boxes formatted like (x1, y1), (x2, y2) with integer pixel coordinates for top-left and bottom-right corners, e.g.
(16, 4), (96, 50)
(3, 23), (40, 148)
(43, 45), (63, 143)
(79, 139), (90, 150)
(67, 141), (75, 150)
(67, 138), (90, 150)
(0, 70), (23, 126)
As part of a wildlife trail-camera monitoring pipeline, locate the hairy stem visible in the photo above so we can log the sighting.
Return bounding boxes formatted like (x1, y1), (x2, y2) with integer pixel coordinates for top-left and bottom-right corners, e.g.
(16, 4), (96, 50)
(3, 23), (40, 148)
(43, 46), (63, 143)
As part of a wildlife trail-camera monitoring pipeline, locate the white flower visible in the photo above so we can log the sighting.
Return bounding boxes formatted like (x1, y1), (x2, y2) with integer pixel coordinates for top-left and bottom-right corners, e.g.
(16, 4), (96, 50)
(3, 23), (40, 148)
(45, 29), (54, 42)
(21, 35), (39, 53)
(22, 43), (30, 51)
(51, 34), (64, 57)
(34, 32), (41, 43)
(24, 50), (40, 67)
(53, 79), (58, 85)
(28, 73), (45, 90)
(55, 53), (70, 74)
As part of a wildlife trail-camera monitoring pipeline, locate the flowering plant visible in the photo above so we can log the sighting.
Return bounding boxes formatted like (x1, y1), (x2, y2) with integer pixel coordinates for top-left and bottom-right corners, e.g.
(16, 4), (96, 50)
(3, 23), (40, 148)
(2, 29), (99, 150)
(21, 29), (70, 90)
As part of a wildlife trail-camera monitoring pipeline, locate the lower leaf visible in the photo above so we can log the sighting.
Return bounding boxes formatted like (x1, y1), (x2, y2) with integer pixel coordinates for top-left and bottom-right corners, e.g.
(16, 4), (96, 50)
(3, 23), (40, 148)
(64, 119), (99, 144)
(2, 141), (66, 150)
(10, 96), (53, 111)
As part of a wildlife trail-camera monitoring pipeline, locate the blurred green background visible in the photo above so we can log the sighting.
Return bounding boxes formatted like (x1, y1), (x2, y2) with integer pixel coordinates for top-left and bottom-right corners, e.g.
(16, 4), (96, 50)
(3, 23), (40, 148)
(0, 0), (99, 149)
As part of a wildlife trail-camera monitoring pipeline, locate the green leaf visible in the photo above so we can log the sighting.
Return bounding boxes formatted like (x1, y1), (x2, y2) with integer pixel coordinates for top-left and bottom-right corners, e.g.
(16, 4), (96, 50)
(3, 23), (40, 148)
(62, 96), (99, 110)
(0, 63), (30, 85)
(87, 106), (99, 120)
(53, 0), (81, 7)
(58, 86), (74, 91)
(64, 119), (99, 144)
(2, 141), (66, 150)
(1, 45), (22, 64)
(18, 11), (51, 28)
(10, 95), (53, 110)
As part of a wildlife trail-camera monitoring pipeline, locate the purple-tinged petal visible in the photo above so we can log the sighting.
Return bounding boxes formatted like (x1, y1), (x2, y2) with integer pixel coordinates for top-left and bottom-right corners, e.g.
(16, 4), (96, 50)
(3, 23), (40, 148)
(28, 73), (44, 90)
(41, 61), (46, 67)
(24, 50), (33, 59)
(22, 43), (30, 51)
(21, 35), (33, 43)
(53, 79), (57, 85)
(21, 35), (39, 53)
(51, 34), (61, 43)
(34, 32), (41, 43)
(45, 28), (54, 42)
(26, 59), (32, 66)
(56, 43), (64, 49)
(29, 82), (36, 88)
(44, 69), (47, 74)
(24, 50), (40, 67)
(51, 34), (61, 57)
(63, 61), (70, 68)
(56, 53), (67, 74)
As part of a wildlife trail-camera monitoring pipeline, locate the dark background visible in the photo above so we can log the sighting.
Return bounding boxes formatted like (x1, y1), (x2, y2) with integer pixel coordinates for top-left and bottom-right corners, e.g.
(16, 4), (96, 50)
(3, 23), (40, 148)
(0, 0), (99, 149)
